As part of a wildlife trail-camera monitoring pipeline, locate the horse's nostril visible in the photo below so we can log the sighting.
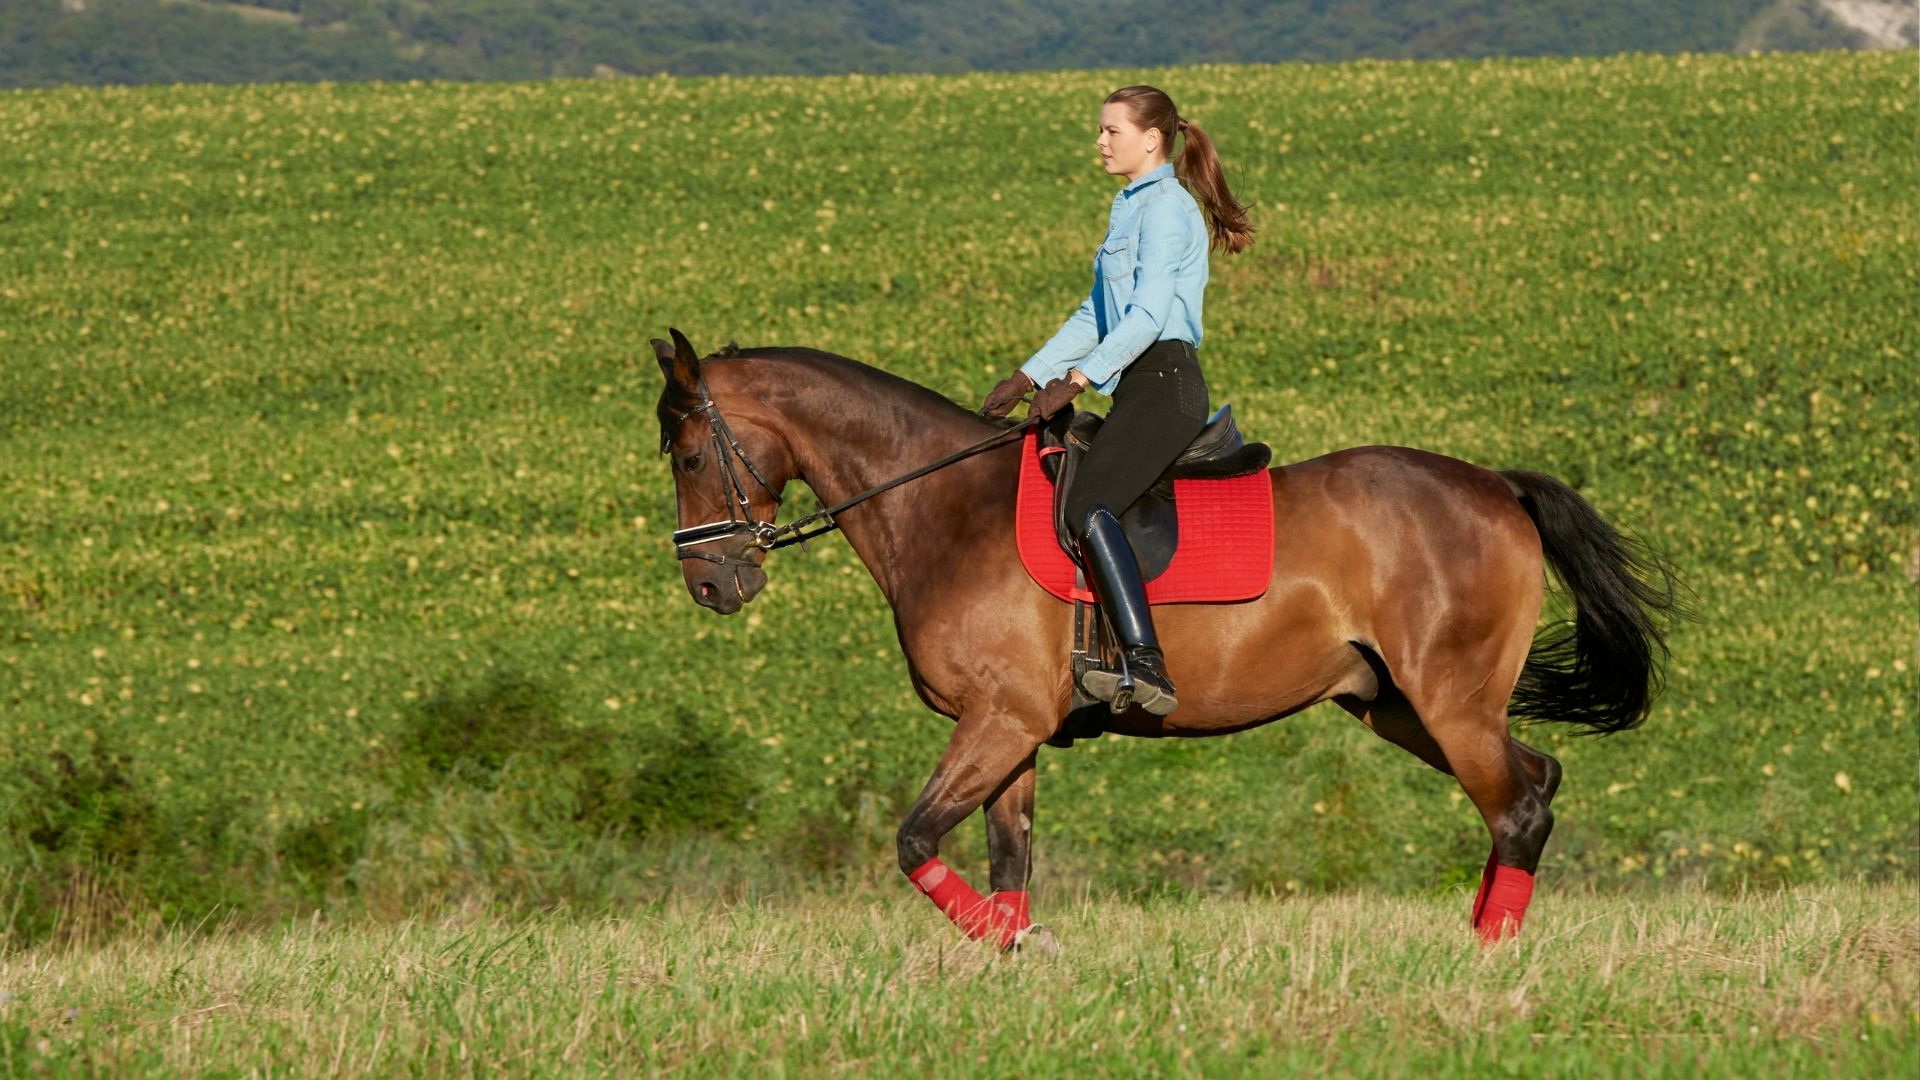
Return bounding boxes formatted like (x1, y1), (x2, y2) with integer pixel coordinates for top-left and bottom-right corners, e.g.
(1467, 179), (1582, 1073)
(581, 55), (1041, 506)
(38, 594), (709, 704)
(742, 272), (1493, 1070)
(696, 582), (719, 604)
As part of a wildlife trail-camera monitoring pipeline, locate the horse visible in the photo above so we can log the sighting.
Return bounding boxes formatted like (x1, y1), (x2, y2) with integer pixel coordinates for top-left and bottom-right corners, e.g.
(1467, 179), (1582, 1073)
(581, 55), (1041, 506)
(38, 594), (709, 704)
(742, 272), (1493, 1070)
(651, 329), (1681, 949)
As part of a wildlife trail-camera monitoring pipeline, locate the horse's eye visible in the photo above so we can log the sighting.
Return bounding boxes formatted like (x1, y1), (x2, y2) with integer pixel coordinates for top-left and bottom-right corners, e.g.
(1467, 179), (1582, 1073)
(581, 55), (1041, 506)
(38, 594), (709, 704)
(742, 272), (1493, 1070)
(680, 454), (703, 473)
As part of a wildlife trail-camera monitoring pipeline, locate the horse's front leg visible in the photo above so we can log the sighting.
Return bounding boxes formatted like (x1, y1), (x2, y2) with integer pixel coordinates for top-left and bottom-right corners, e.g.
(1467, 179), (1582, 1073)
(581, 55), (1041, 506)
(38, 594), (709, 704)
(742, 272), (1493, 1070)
(981, 750), (1043, 947)
(897, 714), (1044, 948)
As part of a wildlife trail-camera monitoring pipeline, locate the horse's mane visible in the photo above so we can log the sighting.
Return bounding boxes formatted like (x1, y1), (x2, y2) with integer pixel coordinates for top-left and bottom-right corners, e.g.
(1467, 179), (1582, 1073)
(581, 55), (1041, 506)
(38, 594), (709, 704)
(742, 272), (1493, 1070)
(709, 344), (1011, 428)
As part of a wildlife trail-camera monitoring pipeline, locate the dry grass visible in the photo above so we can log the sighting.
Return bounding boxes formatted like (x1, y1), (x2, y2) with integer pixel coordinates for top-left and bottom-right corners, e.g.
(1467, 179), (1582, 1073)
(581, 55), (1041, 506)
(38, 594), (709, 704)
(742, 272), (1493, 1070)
(0, 880), (1912, 1076)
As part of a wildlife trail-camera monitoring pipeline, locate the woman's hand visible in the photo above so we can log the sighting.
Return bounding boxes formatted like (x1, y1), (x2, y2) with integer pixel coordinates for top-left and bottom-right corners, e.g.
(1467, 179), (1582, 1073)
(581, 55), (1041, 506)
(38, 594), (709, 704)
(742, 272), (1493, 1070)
(979, 371), (1034, 418)
(1030, 377), (1085, 420)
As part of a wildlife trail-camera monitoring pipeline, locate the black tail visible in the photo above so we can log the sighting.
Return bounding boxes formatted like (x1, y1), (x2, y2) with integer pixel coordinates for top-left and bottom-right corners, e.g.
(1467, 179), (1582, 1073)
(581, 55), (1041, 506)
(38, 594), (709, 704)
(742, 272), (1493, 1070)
(1501, 469), (1689, 735)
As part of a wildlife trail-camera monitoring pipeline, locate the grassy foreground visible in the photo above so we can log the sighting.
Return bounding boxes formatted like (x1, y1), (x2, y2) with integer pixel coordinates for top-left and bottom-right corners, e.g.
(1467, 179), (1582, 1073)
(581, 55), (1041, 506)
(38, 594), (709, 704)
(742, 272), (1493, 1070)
(1, 881), (1913, 1077)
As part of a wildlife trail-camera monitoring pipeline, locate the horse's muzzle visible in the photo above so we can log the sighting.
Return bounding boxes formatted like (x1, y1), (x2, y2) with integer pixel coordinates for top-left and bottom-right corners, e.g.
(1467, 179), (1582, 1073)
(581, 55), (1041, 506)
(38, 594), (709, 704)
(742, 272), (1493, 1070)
(688, 563), (767, 614)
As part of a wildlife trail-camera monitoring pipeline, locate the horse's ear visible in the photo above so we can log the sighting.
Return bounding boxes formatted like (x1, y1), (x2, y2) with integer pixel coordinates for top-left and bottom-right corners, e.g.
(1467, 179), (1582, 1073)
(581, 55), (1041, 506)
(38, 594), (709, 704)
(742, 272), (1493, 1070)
(655, 329), (699, 388)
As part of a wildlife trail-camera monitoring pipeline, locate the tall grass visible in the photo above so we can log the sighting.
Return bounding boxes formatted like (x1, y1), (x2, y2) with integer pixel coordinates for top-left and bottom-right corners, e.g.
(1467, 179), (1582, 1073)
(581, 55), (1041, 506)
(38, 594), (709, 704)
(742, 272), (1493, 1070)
(0, 882), (1912, 1076)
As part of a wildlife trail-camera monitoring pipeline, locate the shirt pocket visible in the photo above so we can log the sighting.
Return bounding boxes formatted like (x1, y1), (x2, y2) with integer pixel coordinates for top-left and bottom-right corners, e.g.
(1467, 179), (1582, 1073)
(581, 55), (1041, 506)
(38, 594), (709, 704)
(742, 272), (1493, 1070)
(1098, 237), (1134, 283)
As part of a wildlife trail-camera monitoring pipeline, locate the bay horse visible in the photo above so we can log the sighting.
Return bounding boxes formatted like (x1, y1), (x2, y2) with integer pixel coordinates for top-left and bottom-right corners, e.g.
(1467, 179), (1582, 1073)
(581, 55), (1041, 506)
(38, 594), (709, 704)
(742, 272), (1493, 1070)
(652, 329), (1680, 949)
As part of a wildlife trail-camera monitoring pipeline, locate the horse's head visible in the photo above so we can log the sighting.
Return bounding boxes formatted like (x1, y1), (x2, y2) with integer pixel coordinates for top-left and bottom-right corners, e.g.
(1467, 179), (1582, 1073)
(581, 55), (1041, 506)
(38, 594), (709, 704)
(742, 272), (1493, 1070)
(654, 328), (795, 614)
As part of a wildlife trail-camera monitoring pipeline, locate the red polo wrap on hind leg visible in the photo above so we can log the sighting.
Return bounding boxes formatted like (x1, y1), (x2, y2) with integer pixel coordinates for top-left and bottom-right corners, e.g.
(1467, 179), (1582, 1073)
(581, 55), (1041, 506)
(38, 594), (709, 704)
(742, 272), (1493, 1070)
(908, 858), (995, 938)
(1470, 848), (1499, 926)
(1473, 863), (1535, 943)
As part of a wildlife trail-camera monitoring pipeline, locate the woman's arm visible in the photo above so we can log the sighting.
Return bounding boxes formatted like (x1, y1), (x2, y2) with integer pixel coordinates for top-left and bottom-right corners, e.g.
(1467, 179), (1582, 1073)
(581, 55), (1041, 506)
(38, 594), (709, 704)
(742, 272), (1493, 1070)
(1073, 198), (1190, 387)
(1019, 290), (1099, 387)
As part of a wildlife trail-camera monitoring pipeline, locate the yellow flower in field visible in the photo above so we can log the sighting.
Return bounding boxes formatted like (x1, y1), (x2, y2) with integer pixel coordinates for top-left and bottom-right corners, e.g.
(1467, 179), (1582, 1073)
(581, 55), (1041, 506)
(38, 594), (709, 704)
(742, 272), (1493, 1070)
(1834, 772), (1852, 793)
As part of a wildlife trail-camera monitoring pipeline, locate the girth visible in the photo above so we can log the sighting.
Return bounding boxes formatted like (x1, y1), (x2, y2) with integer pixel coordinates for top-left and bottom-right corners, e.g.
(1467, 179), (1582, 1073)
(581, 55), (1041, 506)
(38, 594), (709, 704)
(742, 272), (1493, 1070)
(1040, 404), (1272, 581)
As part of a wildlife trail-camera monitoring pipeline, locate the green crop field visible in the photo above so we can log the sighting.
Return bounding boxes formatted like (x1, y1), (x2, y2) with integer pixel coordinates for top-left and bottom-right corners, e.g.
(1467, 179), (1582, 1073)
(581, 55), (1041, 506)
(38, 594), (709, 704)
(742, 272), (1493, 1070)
(0, 44), (1913, 983)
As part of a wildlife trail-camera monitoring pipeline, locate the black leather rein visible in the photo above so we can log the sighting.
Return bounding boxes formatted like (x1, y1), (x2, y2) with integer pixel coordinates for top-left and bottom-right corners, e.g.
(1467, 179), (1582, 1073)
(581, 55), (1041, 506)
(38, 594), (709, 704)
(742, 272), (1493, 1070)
(665, 378), (1040, 566)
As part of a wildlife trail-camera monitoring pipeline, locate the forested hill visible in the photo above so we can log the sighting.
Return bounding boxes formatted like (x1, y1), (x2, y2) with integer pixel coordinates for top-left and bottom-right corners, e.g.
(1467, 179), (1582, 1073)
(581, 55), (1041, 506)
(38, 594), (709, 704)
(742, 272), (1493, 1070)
(1, 0), (1898, 89)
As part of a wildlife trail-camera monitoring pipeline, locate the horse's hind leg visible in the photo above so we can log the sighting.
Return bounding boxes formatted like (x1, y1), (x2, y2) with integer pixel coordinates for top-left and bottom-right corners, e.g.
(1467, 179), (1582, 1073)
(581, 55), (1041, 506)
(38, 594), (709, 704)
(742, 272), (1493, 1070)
(1339, 686), (1561, 802)
(1338, 689), (1529, 940)
(1344, 635), (1558, 944)
(1413, 704), (1554, 942)
(1510, 737), (1562, 803)
(1340, 687), (1449, 774)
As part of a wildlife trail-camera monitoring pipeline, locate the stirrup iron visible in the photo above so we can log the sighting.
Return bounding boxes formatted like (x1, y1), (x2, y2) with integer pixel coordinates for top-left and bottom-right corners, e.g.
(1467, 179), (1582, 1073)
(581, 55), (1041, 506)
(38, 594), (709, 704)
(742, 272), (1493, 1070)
(1108, 646), (1137, 714)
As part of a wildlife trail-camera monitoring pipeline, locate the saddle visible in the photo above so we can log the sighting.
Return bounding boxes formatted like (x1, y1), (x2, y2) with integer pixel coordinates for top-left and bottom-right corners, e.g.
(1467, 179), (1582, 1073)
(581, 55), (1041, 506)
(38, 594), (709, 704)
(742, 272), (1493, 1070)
(1027, 404), (1272, 748)
(1040, 404), (1272, 578)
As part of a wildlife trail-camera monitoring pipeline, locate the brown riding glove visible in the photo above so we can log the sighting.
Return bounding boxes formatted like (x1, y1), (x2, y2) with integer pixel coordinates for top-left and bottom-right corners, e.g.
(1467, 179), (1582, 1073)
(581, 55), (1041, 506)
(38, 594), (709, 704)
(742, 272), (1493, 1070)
(979, 371), (1034, 418)
(1030, 377), (1085, 420)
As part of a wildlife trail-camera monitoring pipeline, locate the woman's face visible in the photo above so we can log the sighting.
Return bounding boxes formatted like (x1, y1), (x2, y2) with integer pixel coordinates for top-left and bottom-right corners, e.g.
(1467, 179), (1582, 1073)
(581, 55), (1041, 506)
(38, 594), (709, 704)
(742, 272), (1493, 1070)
(1096, 102), (1164, 182)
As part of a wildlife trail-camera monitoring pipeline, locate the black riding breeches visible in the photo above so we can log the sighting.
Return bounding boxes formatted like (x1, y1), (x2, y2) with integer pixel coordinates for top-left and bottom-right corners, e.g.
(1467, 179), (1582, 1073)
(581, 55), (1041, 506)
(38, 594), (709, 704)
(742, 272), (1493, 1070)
(1063, 339), (1210, 536)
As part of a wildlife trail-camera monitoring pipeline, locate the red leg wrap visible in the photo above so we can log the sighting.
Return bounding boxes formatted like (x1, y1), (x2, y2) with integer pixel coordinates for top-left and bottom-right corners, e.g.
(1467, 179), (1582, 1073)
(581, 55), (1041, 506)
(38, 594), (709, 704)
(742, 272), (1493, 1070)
(908, 860), (1034, 947)
(1470, 848), (1499, 927)
(989, 891), (1031, 948)
(908, 858), (994, 938)
(1473, 864), (1536, 943)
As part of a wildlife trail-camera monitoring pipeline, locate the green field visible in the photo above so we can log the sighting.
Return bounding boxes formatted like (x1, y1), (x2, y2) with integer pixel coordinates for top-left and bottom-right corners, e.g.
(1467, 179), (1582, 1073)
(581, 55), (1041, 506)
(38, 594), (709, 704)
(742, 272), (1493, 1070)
(0, 48), (1914, 963)
(2, 883), (1914, 1076)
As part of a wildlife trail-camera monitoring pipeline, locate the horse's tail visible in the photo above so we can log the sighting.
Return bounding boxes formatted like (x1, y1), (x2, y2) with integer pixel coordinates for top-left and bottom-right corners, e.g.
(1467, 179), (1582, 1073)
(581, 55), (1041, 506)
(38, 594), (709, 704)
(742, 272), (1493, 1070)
(1500, 469), (1688, 735)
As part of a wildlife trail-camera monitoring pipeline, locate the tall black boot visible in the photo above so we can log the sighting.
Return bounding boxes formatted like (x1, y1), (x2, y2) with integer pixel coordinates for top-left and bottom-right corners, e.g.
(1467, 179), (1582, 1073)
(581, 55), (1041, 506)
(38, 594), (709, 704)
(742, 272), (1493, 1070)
(1076, 505), (1178, 716)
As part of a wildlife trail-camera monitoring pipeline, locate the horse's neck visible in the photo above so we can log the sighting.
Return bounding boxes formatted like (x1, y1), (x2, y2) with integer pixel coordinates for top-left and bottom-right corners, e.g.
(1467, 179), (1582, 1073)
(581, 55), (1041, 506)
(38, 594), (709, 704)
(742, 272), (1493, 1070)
(770, 363), (1010, 601)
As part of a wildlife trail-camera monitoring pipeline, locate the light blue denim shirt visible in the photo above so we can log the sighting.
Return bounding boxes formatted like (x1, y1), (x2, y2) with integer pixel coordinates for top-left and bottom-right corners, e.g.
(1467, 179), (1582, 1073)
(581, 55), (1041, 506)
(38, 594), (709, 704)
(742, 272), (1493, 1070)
(1020, 161), (1209, 395)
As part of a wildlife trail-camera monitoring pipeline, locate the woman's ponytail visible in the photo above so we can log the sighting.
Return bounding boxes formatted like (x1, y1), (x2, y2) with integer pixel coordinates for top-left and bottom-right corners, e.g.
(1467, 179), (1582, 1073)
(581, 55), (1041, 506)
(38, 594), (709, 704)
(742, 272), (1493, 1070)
(1174, 118), (1254, 255)
(1105, 85), (1254, 255)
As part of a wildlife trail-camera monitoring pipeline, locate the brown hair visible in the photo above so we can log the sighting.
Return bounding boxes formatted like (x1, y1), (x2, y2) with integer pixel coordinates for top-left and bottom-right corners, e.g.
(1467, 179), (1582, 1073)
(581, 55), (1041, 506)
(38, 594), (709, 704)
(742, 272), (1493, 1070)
(1104, 85), (1253, 255)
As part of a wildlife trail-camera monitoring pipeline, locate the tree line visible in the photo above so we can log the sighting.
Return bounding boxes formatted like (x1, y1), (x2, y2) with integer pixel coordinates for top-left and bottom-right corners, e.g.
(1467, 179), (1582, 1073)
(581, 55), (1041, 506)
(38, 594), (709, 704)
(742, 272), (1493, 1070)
(0, 0), (1870, 90)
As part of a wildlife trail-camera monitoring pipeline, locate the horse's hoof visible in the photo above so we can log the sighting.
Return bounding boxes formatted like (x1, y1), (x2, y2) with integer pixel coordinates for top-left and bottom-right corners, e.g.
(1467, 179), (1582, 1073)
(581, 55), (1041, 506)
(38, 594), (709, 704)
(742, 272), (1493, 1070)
(1010, 924), (1061, 956)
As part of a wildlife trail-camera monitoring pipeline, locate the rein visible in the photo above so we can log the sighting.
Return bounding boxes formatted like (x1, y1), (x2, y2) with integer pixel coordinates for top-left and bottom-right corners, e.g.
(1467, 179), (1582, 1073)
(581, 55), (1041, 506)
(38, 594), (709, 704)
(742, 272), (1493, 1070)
(667, 377), (1040, 565)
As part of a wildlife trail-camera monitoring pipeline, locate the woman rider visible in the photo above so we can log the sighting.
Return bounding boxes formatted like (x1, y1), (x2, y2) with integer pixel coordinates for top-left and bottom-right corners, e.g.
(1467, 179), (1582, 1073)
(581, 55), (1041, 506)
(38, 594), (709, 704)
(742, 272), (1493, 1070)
(980, 84), (1254, 717)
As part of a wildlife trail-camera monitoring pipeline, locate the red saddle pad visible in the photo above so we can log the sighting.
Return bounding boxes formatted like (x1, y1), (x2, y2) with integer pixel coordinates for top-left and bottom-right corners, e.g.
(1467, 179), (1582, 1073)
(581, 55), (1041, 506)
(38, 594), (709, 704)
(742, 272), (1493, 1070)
(1014, 429), (1273, 604)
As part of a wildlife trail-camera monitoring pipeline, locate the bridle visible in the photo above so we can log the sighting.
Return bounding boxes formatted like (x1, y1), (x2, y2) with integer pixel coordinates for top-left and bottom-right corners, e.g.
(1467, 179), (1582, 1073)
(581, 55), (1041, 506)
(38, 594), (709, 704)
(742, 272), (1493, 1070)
(664, 374), (1040, 567)
(663, 374), (786, 568)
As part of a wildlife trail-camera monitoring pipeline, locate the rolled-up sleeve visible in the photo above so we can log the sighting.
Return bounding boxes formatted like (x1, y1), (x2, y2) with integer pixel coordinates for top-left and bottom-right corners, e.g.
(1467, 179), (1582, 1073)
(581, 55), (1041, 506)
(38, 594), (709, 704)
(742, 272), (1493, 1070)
(1020, 287), (1099, 386)
(1075, 197), (1187, 386)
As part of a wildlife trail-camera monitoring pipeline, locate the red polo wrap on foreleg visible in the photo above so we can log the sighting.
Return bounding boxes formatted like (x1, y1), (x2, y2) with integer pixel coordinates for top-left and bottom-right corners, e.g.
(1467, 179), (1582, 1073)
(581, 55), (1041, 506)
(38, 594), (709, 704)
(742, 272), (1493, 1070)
(908, 858), (995, 939)
(989, 891), (1031, 948)
(1474, 864), (1536, 943)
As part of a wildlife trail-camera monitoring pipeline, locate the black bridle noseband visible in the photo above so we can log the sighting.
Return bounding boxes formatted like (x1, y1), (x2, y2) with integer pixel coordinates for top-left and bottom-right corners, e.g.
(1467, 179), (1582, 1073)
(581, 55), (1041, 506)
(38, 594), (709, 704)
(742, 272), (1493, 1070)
(664, 376), (1039, 567)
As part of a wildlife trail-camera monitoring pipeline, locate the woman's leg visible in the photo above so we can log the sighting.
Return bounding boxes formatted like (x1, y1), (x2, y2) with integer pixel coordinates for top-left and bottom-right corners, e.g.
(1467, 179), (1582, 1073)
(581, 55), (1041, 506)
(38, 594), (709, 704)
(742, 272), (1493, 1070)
(1066, 341), (1209, 714)
(1061, 341), (1210, 532)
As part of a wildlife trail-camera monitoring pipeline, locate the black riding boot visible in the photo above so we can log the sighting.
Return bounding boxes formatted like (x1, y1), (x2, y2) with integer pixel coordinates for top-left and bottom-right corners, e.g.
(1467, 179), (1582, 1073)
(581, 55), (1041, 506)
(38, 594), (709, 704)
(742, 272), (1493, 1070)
(1076, 505), (1179, 716)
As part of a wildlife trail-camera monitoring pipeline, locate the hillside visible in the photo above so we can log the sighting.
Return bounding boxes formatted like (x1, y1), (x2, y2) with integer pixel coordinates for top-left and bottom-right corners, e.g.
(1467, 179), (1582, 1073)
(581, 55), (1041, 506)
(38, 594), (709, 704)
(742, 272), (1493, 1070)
(0, 0), (1890, 89)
